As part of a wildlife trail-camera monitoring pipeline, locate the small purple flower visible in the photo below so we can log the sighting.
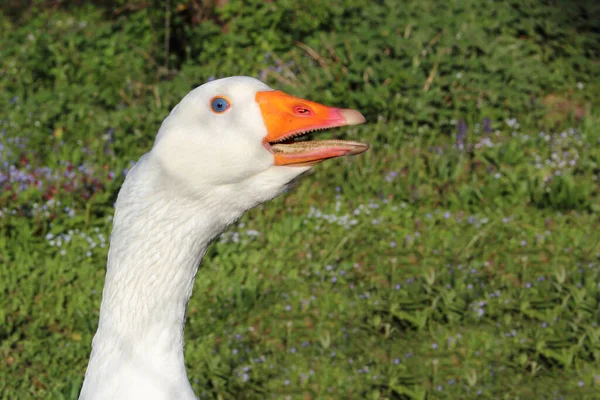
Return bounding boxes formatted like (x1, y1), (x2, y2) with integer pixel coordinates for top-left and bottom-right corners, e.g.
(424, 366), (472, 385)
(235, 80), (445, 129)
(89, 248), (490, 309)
(385, 171), (398, 182)
(482, 118), (492, 133)
(456, 119), (467, 145)
(432, 343), (438, 350)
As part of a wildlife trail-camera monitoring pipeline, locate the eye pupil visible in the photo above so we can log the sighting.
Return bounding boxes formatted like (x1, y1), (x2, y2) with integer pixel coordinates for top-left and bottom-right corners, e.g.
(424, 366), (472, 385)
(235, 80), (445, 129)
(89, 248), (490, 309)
(211, 97), (230, 113)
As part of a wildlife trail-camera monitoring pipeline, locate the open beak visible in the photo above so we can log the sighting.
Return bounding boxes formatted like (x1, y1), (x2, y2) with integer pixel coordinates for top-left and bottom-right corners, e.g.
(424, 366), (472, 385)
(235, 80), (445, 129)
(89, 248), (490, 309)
(256, 90), (369, 166)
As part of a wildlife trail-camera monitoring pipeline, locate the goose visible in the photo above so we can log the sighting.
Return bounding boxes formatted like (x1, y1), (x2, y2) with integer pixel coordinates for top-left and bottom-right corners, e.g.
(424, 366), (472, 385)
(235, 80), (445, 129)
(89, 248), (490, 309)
(78, 76), (368, 400)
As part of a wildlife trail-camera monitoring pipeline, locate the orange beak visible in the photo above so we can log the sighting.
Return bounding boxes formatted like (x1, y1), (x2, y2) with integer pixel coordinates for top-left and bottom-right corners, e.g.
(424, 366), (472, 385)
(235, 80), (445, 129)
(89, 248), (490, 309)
(256, 90), (369, 166)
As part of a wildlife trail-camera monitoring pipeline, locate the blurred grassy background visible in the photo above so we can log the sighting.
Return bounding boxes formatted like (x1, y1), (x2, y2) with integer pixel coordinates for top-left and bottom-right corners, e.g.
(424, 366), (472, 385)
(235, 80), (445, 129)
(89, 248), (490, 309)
(1, 0), (599, 398)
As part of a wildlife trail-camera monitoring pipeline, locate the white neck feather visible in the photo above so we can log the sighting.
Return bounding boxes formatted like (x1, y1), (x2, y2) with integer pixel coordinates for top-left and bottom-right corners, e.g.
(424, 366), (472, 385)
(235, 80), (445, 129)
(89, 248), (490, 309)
(79, 154), (255, 400)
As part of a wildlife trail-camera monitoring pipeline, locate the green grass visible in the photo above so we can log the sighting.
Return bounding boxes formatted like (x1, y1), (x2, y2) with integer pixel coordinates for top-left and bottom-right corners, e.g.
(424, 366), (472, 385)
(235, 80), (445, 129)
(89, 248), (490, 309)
(1, 1), (600, 399)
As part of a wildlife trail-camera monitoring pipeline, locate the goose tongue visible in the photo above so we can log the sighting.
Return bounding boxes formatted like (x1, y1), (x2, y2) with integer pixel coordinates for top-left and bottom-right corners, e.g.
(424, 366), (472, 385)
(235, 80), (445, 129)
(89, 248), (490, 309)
(256, 90), (369, 166)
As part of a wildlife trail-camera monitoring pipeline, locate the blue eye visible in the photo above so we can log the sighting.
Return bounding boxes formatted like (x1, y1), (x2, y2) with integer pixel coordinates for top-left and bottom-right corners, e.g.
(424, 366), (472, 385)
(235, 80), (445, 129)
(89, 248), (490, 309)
(211, 97), (230, 113)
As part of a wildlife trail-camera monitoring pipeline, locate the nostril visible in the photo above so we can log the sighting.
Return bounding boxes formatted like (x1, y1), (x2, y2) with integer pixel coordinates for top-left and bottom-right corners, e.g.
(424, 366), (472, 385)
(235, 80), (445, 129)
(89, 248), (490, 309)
(294, 106), (313, 116)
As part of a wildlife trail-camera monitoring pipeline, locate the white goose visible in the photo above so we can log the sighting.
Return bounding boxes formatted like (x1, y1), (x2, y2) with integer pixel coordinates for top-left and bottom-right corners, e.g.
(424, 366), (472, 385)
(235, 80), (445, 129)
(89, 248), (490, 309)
(79, 76), (368, 400)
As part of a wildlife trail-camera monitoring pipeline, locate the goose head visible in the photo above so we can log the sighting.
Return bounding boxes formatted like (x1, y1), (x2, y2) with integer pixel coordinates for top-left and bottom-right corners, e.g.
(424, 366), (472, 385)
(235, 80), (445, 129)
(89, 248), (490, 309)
(151, 76), (368, 201)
